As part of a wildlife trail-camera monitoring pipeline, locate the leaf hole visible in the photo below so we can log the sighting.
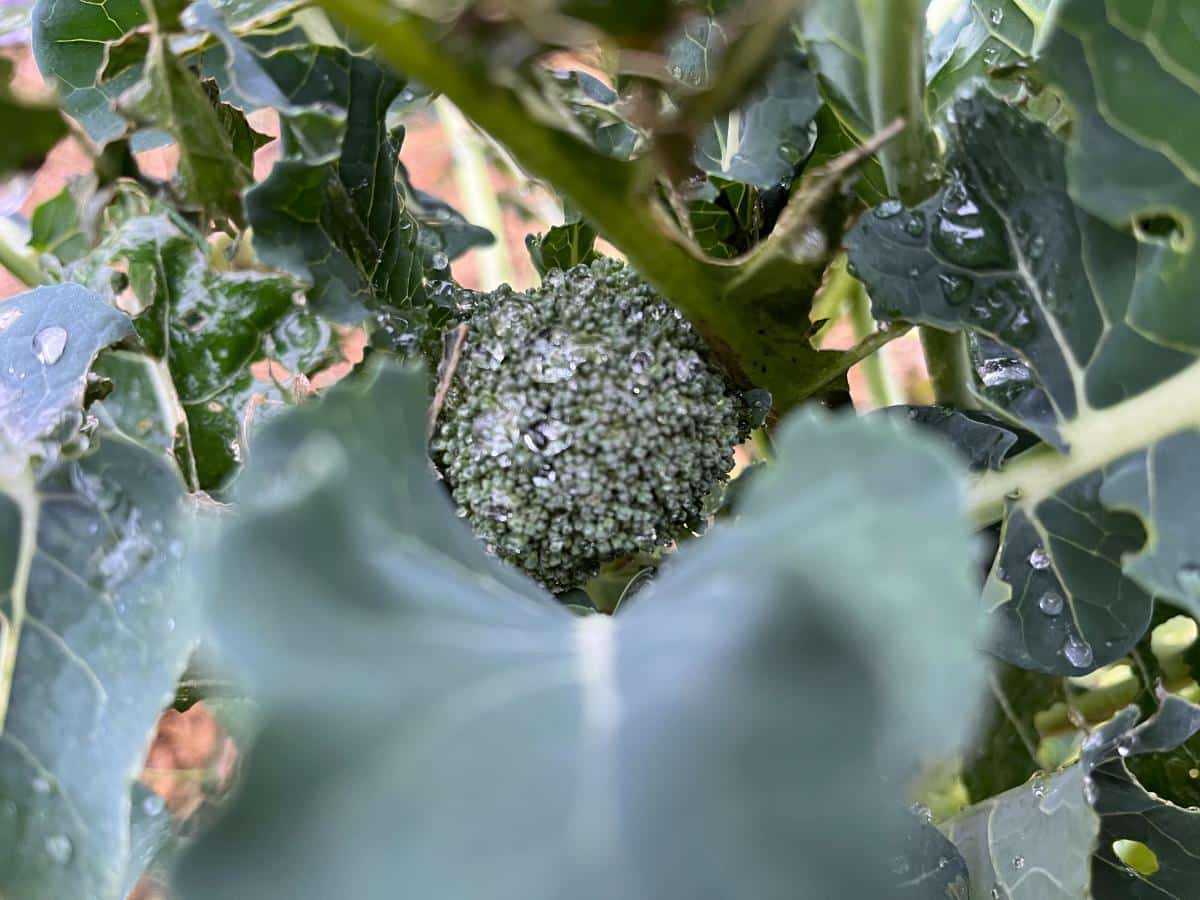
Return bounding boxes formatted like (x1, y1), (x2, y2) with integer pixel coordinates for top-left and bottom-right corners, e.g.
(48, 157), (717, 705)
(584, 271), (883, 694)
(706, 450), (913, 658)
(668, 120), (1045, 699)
(1112, 839), (1159, 876)
(1134, 212), (1185, 249)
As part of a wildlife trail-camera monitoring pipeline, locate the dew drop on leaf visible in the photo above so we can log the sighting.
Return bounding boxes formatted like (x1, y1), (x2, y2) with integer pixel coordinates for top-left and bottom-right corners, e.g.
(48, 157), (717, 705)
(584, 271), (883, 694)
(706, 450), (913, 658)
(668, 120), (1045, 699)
(874, 199), (904, 219)
(990, 7), (1004, 24)
(1063, 634), (1093, 668)
(1038, 591), (1063, 616)
(143, 793), (166, 816)
(1176, 563), (1200, 596)
(32, 325), (68, 366)
(44, 834), (72, 864)
(939, 273), (973, 306)
(1031, 775), (1046, 798)
(1028, 546), (1051, 570)
(1011, 855), (1024, 870)
(903, 213), (925, 236)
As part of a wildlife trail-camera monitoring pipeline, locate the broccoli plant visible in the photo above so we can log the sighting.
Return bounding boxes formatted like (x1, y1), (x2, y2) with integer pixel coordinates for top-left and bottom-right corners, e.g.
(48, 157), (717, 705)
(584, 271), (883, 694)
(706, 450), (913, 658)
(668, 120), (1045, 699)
(2, 0), (1200, 897)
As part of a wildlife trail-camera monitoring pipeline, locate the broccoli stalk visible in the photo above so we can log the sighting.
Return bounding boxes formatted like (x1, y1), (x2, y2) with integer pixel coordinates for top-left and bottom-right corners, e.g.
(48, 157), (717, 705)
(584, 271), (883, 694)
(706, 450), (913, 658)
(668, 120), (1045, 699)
(430, 258), (749, 592)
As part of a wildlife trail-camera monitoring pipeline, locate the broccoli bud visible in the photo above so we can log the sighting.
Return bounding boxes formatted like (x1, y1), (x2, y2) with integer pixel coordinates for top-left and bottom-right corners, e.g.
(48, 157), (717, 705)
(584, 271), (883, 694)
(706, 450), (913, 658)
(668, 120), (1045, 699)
(430, 258), (749, 592)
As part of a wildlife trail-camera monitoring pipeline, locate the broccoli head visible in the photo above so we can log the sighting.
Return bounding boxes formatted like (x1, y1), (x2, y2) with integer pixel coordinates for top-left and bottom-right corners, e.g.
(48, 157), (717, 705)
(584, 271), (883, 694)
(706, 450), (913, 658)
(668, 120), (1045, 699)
(430, 258), (749, 592)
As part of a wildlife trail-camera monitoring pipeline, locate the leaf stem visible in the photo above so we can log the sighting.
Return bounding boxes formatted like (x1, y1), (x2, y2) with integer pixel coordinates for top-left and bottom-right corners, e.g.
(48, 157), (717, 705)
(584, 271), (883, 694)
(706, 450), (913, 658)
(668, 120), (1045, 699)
(967, 359), (1200, 528)
(0, 227), (47, 288)
(854, 0), (979, 408)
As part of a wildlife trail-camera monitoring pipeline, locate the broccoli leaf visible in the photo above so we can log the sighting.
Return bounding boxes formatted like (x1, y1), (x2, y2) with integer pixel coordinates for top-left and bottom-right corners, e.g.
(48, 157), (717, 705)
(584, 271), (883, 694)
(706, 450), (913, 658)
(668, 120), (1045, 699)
(847, 88), (1200, 674)
(0, 285), (132, 456)
(69, 210), (336, 490)
(0, 285), (196, 899)
(691, 45), (821, 189)
(526, 220), (599, 276)
(239, 46), (427, 323)
(945, 695), (1200, 898)
(176, 364), (985, 899)
(926, 0), (1055, 122)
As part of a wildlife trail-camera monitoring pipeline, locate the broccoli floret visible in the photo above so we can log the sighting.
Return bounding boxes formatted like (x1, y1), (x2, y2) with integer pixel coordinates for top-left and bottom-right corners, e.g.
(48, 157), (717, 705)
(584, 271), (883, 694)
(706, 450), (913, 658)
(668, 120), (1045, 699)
(430, 258), (749, 592)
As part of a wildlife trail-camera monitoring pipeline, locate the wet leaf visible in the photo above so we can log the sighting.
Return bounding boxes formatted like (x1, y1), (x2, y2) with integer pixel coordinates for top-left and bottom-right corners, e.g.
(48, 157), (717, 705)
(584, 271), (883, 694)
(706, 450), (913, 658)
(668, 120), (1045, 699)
(176, 365), (985, 899)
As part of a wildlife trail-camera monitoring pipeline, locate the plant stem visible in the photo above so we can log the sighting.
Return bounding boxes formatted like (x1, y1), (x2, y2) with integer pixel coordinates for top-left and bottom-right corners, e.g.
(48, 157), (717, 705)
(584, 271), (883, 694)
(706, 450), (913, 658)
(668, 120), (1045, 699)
(855, 0), (936, 206)
(320, 0), (838, 413)
(0, 226), (46, 287)
(856, 0), (978, 408)
(435, 97), (515, 291)
(847, 278), (904, 408)
(967, 358), (1200, 528)
(919, 326), (977, 409)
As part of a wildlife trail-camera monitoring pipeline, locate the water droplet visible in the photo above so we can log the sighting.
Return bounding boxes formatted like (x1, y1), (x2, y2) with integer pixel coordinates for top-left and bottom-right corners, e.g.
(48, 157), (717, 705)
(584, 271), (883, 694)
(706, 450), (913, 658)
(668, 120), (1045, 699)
(31, 777), (50, 794)
(1038, 591), (1064, 616)
(1189, 768), (1199, 779)
(938, 273), (974, 306)
(904, 213), (926, 236)
(932, 176), (1011, 268)
(1031, 775), (1046, 798)
(1176, 563), (1200, 596)
(874, 199), (904, 219)
(991, 888), (1001, 899)
(431, 251), (449, 270)
(909, 802), (933, 824)
(670, 64), (683, 80)
(44, 834), (72, 864)
(982, 47), (1000, 66)
(978, 357), (1031, 388)
(165, 617), (176, 633)
(629, 348), (653, 374)
(1029, 546), (1051, 570)
(1012, 855), (1025, 870)
(1004, 309), (1036, 343)
(778, 142), (803, 164)
(0, 307), (21, 331)
(990, 7), (1004, 24)
(142, 793), (166, 816)
(907, 267), (921, 279)
(1029, 234), (1047, 260)
(1063, 634), (1094, 668)
(32, 326), (68, 366)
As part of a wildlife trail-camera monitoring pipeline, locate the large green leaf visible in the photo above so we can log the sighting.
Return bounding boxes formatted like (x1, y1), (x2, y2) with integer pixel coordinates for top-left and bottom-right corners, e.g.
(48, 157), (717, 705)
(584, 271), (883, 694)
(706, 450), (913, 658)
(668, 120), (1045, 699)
(847, 91), (1200, 673)
(0, 435), (195, 899)
(177, 364), (985, 899)
(238, 45), (427, 323)
(944, 694), (1200, 899)
(0, 286), (196, 899)
(69, 209), (335, 490)
(32, 0), (308, 145)
(32, 0), (148, 144)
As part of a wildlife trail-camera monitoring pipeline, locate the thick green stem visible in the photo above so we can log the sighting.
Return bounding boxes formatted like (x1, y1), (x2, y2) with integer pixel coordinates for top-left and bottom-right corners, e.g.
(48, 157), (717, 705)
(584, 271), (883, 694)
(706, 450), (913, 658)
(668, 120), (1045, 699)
(920, 327), (977, 409)
(968, 359), (1200, 528)
(855, 0), (936, 205)
(320, 0), (839, 413)
(855, 0), (975, 408)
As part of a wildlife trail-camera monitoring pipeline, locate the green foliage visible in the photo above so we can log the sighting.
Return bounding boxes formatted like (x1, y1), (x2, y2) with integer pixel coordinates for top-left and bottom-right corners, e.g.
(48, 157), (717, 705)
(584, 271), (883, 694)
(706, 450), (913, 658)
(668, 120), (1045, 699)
(176, 363), (985, 899)
(8, 0), (1200, 896)
(0, 286), (196, 899)
(431, 260), (747, 591)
